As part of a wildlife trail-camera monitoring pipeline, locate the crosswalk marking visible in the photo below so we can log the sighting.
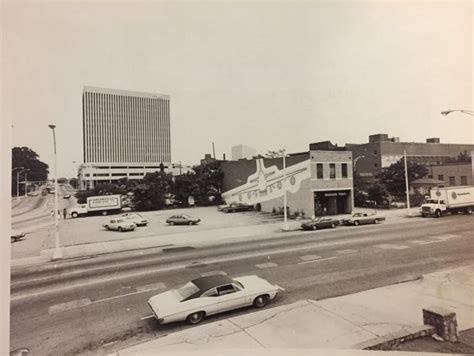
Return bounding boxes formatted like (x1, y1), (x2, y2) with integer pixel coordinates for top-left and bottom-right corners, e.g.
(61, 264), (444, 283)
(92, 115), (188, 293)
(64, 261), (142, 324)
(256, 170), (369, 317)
(300, 255), (322, 261)
(255, 262), (278, 269)
(376, 244), (409, 250)
(200, 270), (228, 277)
(336, 249), (358, 255)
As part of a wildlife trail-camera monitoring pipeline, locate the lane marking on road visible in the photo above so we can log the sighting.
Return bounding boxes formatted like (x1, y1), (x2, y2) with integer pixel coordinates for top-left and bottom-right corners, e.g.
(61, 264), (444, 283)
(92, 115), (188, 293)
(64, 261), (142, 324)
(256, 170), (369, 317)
(409, 240), (443, 245)
(298, 256), (338, 265)
(255, 262), (278, 269)
(376, 244), (410, 250)
(48, 298), (91, 315)
(432, 234), (460, 241)
(140, 315), (155, 320)
(300, 255), (322, 261)
(200, 270), (228, 277)
(336, 249), (358, 255)
(136, 282), (166, 292)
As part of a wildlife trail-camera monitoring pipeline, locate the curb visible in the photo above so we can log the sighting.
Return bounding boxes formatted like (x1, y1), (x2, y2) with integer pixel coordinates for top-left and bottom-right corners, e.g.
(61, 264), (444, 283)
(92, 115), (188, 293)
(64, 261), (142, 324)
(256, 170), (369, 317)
(355, 325), (436, 350)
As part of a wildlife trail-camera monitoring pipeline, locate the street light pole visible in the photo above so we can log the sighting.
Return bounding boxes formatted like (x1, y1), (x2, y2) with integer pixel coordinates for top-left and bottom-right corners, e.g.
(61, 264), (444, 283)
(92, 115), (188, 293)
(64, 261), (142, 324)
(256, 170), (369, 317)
(404, 150), (411, 216)
(14, 167), (24, 199)
(48, 124), (62, 260)
(23, 170), (30, 197)
(282, 149), (289, 231)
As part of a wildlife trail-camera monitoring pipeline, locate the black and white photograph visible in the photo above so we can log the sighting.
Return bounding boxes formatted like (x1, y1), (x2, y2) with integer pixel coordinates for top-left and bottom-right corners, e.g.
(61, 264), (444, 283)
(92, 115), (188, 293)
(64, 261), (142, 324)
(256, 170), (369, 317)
(1, 1), (473, 355)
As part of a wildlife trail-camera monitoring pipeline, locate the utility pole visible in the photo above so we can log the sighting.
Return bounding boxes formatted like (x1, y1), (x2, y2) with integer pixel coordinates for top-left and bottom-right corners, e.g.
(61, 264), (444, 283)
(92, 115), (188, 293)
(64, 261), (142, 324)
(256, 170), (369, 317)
(49, 124), (62, 260)
(212, 142), (216, 160)
(282, 149), (289, 231)
(404, 150), (411, 216)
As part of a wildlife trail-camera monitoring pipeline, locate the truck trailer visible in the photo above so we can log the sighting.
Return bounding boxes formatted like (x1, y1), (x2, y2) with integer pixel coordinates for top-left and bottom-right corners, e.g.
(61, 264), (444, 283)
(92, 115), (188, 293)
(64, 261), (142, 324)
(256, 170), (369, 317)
(421, 186), (474, 217)
(69, 195), (123, 218)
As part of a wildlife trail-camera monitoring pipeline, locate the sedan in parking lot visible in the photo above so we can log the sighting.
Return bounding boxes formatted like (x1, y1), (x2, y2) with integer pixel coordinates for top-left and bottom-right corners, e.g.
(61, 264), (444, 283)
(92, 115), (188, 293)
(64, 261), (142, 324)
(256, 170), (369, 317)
(102, 219), (136, 232)
(166, 214), (200, 225)
(120, 213), (148, 226)
(11, 230), (26, 242)
(301, 217), (340, 230)
(343, 213), (386, 226)
(148, 274), (283, 325)
(221, 203), (253, 213)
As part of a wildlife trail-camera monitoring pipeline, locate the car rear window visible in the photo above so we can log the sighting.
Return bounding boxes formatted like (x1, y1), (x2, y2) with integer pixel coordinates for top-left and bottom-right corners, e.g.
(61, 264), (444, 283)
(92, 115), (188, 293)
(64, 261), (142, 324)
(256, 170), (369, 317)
(176, 282), (200, 299)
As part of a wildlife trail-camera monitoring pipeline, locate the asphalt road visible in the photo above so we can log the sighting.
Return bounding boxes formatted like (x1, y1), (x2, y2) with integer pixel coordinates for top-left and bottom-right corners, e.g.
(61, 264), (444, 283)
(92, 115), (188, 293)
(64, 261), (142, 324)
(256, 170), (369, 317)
(10, 214), (474, 355)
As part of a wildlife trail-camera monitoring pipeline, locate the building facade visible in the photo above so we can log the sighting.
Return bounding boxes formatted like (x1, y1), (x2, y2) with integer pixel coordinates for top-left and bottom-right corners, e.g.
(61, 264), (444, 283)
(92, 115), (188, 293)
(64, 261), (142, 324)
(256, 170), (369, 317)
(80, 86), (172, 189)
(221, 145), (353, 217)
(231, 145), (257, 160)
(347, 134), (474, 180)
(427, 162), (473, 187)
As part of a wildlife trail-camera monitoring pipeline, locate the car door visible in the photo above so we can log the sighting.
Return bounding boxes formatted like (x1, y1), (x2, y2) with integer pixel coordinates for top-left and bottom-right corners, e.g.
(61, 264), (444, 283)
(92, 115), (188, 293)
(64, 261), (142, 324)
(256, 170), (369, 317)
(213, 284), (246, 313)
(109, 220), (117, 230)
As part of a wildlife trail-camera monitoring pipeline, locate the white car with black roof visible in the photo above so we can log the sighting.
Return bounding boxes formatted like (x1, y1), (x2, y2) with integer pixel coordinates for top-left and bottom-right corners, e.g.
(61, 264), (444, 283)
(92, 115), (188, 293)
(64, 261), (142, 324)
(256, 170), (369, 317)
(148, 274), (283, 325)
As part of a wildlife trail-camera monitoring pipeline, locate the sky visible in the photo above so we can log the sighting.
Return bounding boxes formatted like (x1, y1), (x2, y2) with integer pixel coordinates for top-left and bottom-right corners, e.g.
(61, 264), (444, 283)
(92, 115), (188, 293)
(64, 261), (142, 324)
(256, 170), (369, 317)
(2, 0), (473, 178)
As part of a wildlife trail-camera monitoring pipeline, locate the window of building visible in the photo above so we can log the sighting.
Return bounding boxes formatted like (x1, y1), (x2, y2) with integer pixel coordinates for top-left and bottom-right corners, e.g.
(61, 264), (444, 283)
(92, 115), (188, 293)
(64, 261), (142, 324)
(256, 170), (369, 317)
(449, 176), (455, 185)
(428, 175), (433, 179)
(329, 164), (336, 179)
(341, 163), (348, 178)
(129, 173), (143, 176)
(438, 175), (444, 181)
(373, 150), (378, 155)
(461, 176), (468, 185)
(374, 163), (378, 168)
(93, 173), (110, 177)
(317, 164), (323, 179)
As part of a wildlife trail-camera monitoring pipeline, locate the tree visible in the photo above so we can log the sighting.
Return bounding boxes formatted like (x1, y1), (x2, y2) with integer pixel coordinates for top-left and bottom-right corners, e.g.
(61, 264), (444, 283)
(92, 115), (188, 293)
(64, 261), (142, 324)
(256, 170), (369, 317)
(12, 147), (49, 196)
(190, 160), (224, 206)
(447, 150), (471, 163)
(379, 158), (428, 198)
(367, 183), (389, 206)
(75, 182), (128, 203)
(132, 171), (174, 211)
(69, 178), (78, 189)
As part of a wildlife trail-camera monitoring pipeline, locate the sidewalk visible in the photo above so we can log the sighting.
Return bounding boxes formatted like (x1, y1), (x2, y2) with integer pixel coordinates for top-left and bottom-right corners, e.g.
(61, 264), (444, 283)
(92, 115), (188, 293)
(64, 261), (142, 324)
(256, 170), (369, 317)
(110, 264), (473, 354)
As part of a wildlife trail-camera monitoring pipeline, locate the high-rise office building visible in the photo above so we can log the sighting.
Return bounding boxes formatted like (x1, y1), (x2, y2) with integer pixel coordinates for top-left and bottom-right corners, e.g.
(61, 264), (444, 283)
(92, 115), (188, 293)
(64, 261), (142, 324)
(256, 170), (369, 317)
(79, 86), (172, 189)
(231, 144), (257, 160)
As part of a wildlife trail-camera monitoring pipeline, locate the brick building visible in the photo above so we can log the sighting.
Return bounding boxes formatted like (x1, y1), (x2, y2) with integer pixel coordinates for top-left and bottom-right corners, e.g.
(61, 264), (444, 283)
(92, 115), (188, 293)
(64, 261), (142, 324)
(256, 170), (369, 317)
(221, 144), (353, 217)
(347, 134), (474, 181)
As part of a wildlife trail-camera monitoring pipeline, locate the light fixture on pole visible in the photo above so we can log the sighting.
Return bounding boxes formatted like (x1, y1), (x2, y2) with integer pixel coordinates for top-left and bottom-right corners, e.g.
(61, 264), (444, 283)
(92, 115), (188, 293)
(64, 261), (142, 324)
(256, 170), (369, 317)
(441, 109), (474, 116)
(404, 150), (411, 216)
(48, 124), (62, 260)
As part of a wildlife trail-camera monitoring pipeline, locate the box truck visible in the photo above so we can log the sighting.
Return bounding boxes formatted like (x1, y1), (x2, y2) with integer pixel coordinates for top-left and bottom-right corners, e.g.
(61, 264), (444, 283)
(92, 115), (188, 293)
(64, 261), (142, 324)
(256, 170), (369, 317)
(421, 186), (474, 217)
(69, 195), (122, 218)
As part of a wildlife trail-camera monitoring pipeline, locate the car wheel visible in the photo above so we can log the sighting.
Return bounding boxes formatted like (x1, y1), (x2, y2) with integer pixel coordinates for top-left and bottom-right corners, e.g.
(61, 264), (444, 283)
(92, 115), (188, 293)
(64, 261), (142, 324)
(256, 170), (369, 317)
(105, 226), (109, 230)
(102, 211), (108, 216)
(435, 210), (442, 218)
(374, 219), (380, 224)
(253, 295), (269, 308)
(331, 223), (336, 228)
(118, 227), (123, 232)
(312, 225), (317, 230)
(189, 221), (193, 226)
(169, 221), (174, 226)
(354, 221), (360, 226)
(465, 207), (473, 215)
(71, 212), (78, 218)
(186, 311), (205, 325)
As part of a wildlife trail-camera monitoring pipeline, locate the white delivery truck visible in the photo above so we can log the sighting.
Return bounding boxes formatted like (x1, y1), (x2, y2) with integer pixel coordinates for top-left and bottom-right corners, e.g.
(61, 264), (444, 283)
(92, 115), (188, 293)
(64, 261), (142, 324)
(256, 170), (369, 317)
(69, 194), (123, 218)
(421, 186), (474, 217)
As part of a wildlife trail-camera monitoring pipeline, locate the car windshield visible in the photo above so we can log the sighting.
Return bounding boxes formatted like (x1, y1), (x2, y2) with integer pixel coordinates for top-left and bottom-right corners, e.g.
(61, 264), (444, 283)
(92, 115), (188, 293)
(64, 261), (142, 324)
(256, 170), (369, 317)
(176, 282), (200, 299)
(181, 214), (190, 218)
(425, 199), (438, 204)
(311, 218), (321, 222)
(117, 219), (124, 223)
(234, 281), (244, 290)
(352, 213), (362, 217)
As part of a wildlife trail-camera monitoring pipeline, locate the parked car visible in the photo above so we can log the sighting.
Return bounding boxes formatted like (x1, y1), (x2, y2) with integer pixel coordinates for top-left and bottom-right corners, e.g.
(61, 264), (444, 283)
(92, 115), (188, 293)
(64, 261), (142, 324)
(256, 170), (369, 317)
(102, 219), (136, 232)
(343, 213), (385, 226)
(148, 274), (283, 325)
(11, 230), (26, 242)
(221, 203), (253, 213)
(120, 213), (148, 226)
(166, 214), (201, 225)
(301, 217), (340, 230)
(63, 194), (71, 199)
